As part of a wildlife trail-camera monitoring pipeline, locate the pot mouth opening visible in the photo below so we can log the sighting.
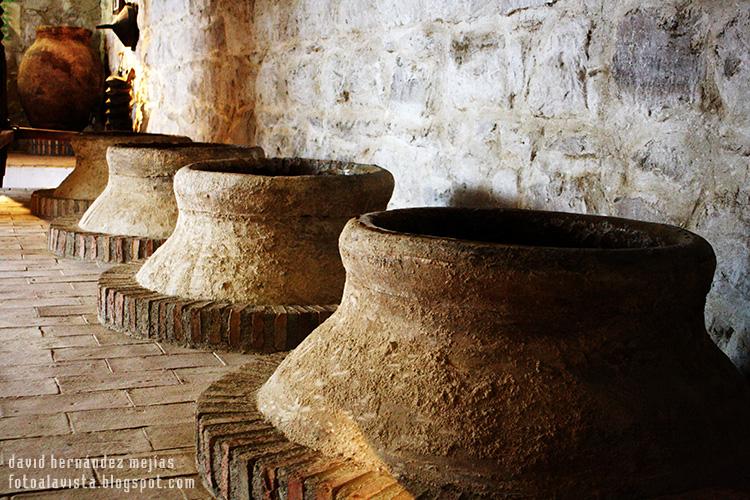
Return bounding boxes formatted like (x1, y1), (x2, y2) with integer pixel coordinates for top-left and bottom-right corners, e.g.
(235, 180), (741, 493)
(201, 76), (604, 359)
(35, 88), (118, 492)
(189, 158), (382, 177)
(110, 142), (250, 151)
(37, 26), (93, 41)
(362, 208), (696, 251)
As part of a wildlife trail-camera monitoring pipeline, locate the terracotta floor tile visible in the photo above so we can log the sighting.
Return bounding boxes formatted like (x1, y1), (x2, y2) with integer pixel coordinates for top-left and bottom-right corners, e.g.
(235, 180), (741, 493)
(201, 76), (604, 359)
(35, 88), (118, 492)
(0, 413), (70, 439)
(36, 304), (98, 317)
(0, 360), (110, 382)
(0, 390), (131, 417)
(68, 403), (195, 432)
(41, 325), (107, 337)
(92, 331), (151, 346)
(57, 371), (180, 394)
(0, 350), (53, 366)
(127, 382), (215, 406)
(108, 353), (223, 373)
(1, 336), (98, 351)
(1, 428), (151, 460)
(0, 379), (58, 398)
(0, 191), (252, 497)
(142, 423), (194, 451)
(52, 344), (163, 362)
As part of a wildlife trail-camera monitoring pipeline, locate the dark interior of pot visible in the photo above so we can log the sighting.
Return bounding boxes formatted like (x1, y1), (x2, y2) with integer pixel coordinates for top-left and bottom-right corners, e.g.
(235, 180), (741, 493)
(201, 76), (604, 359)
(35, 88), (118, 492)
(38, 26), (92, 42)
(366, 208), (687, 249)
(192, 158), (379, 177)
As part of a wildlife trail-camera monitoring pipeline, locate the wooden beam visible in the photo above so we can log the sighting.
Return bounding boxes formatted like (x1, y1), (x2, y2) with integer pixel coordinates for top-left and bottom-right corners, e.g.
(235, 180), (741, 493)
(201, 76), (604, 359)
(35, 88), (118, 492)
(13, 127), (81, 141)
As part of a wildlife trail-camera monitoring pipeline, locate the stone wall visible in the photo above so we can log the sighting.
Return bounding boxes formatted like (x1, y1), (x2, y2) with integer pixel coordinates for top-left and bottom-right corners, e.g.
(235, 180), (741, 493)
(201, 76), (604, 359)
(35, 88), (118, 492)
(115, 0), (750, 375)
(4, 0), (102, 125)
(102, 0), (256, 142)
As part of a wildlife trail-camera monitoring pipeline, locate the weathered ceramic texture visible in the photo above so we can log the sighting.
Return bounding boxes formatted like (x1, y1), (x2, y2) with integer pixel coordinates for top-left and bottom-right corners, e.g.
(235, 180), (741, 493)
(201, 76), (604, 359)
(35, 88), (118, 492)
(54, 132), (192, 201)
(17, 26), (102, 130)
(78, 143), (265, 238)
(258, 208), (750, 498)
(136, 158), (394, 304)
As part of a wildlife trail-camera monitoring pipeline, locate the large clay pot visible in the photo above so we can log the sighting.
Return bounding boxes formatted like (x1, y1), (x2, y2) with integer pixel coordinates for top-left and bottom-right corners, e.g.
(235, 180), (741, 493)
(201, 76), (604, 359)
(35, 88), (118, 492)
(54, 132), (192, 201)
(18, 26), (103, 131)
(135, 158), (394, 304)
(258, 208), (750, 498)
(78, 143), (265, 239)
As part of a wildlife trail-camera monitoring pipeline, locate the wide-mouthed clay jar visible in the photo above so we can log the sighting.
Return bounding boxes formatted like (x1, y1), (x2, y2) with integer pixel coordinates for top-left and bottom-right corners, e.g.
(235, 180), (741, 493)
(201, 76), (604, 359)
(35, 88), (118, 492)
(54, 132), (192, 201)
(18, 26), (102, 130)
(78, 143), (265, 238)
(135, 158), (394, 305)
(257, 207), (750, 498)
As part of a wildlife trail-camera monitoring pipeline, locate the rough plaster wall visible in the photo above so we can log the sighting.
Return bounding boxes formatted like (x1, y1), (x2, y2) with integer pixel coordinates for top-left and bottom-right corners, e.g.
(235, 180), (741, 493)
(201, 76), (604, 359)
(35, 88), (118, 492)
(103, 0), (256, 142)
(4, 0), (102, 125)
(250, 0), (750, 374)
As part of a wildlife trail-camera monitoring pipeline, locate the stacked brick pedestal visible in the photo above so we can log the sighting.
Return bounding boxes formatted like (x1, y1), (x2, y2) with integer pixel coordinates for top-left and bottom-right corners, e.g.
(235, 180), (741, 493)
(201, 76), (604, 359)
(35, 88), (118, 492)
(31, 189), (92, 219)
(48, 217), (165, 263)
(196, 356), (408, 500)
(98, 264), (336, 352)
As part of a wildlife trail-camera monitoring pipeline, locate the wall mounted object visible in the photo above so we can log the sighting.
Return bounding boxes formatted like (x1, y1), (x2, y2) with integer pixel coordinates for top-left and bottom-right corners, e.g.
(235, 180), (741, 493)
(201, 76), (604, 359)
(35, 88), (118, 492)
(97, 4), (139, 50)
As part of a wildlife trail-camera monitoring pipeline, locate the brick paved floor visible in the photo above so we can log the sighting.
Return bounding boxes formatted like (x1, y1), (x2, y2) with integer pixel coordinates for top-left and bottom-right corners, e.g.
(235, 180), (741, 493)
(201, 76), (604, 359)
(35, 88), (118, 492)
(0, 190), (254, 499)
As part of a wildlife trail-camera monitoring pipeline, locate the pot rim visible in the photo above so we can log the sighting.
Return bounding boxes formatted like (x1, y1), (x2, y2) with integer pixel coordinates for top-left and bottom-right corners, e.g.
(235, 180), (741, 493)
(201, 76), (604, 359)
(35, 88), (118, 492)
(108, 142), (260, 151)
(173, 158), (394, 218)
(36, 26), (93, 41)
(182, 157), (386, 179)
(355, 207), (711, 256)
(71, 133), (191, 146)
(106, 144), (265, 178)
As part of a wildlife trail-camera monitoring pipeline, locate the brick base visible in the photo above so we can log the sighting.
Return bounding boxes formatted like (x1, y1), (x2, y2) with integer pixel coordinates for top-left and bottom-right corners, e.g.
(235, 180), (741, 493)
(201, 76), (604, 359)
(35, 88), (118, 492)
(197, 364), (750, 500)
(98, 263), (337, 353)
(30, 189), (92, 218)
(48, 217), (165, 264)
(196, 356), (408, 500)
